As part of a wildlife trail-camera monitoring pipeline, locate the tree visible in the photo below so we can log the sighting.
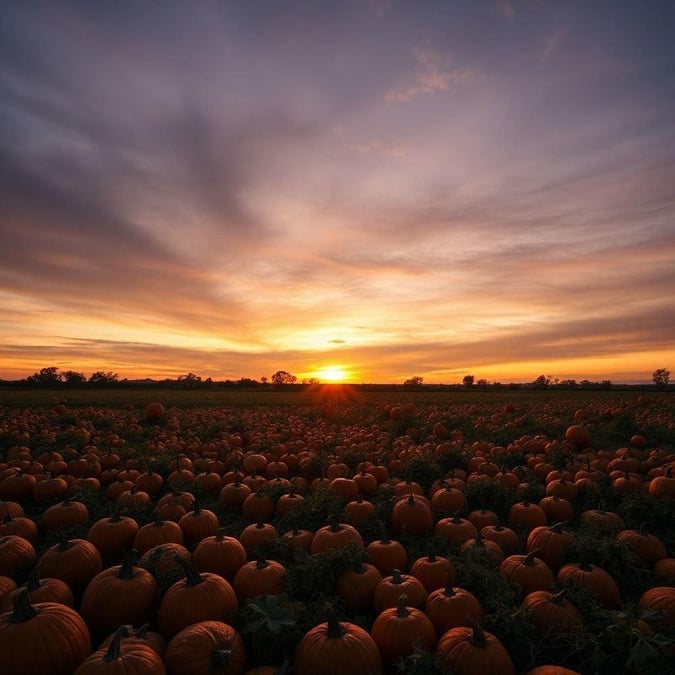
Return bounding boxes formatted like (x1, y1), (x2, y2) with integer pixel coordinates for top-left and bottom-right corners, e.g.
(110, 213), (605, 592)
(462, 374), (475, 388)
(476, 378), (489, 387)
(62, 370), (86, 385)
(403, 376), (424, 386)
(26, 366), (62, 385)
(271, 370), (297, 386)
(653, 368), (670, 388)
(532, 374), (552, 389)
(178, 372), (202, 388)
(89, 371), (119, 385)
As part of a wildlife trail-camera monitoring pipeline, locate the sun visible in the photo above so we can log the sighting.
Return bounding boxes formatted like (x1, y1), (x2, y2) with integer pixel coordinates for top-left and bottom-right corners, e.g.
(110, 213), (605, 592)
(314, 365), (349, 383)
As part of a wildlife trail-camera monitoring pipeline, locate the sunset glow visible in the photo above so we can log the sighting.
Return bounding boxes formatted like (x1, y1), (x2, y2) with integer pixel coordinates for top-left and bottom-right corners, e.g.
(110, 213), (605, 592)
(312, 366), (352, 384)
(1, 2), (674, 384)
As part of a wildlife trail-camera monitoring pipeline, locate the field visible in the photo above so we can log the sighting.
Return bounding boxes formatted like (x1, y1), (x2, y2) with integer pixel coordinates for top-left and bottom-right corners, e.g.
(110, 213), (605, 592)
(1, 385), (674, 674)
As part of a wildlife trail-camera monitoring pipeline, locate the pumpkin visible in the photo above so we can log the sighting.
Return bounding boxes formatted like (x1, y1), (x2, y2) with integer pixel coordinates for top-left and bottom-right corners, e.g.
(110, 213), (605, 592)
(233, 558), (287, 602)
(281, 527), (315, 554)
(164, 620), (246, 675)
(424, 578), (484, 634)
(37, 538), (103, 595)
(371, 594), (437, 668)
(74, 624), (166, 675)
(616, 529), (667, 564)
(0, 589), (91, 675)
(434, 514), (478, 545)
(366, 523), (409, 575)
(648, 466), (675, 498)
(508, 501), (547, 530)
(157, 558), (239, 639)
(144, 402), (165, 421)
(391, 493), (433, 536)
(526, 523), (574, 571)
(565, 425), (590, 448)
(178, 501), (220, 547)
(80, 551), (158, 637)
(499, 551), (555, 596)
(133, 515), (184, 554)
(557, 562), (620, 608)
(1, 567), (74, 610)
(192, 529), (247, 580)
(0, 534), (36, 581)
(310, 518), (364, 554)
(239, 519), (279, 556)
(294, 607), (382, 675)
(138, 542), (190, 592)
(373, 569), (428, 615)
(0, 513), (39, 543)
(522, 589), (583, 638)
(480, 523), (520, 556)
(86, 508), (139, 561)
(40, 497), (89, 533)
(638, 586), (675, 629)
(409, 551), (456, 592)
(524, 667), (582, 674)
(99, 623), (166, 658)
(435, 620), (515, 675)
(335, 561), (382, 613)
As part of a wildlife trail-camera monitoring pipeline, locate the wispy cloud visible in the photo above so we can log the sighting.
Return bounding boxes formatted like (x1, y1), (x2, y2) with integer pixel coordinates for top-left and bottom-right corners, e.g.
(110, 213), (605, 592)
(385, 48), (475, 103)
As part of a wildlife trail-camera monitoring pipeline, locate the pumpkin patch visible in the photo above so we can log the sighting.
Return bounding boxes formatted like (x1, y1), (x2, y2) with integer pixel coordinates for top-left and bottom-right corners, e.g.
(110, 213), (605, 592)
(0, 386), (673, 673)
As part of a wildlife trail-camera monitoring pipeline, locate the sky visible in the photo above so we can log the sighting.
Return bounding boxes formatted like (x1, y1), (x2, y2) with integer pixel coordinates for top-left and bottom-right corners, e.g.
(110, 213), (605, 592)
(1, 1), (674, 384)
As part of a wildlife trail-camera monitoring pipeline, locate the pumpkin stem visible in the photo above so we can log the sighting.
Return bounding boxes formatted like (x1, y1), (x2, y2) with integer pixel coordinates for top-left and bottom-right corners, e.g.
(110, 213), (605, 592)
(117, 549), (139, 580)
(443, 574), (456, 597)
(212, 649), (232, 671)
(396, 593), (409, 618)
(324, 606), (344, 638)
(103, 625), (133, 661)
(215, 528), (226, 542)
(175, 555), (203, 586)
(467, 617), (488, 648)
(378, 520), (390, 544)
(8, 588), (38, 623)
(255, 558), (269, 570)
(550, 589), (568, 605)
(391, 569), (403, 584)
(550, 521), (566, 533)
(24, 567), (42, 592)
(523, 550), (540, 566)
(56, 536), (72, 552)
(109, 504), (124, 522)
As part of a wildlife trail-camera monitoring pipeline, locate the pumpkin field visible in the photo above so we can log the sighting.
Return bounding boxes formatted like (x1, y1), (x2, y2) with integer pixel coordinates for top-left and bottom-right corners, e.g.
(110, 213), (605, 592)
(0, 386), (674, 674)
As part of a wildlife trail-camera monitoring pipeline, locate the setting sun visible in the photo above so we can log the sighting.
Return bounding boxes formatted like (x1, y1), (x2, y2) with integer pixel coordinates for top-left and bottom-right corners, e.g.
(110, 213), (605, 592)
(314, 366), (350, 383)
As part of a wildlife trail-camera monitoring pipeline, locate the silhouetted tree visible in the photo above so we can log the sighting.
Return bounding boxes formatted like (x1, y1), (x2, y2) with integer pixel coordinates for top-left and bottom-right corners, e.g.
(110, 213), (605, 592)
(403, 376), (424, 386)
(178, 372), (202, 388)
(271, 370), (297, 385)
(62, 370), (86, 385)
(26, 367), (62, 385)
(532, 374), (552, 389)
(462, 374), (475, 387)
(89, 371), (119, 385)
(653, 368), (671, 388)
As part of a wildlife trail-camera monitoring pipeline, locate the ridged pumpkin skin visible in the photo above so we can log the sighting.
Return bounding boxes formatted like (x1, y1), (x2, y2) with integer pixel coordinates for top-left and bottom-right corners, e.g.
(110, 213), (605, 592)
(37, 538), (103, 595)
(371, 596), (437, 668)
(638, 586), (675, 629)
(164, 620), (246, 675)
(0, 592), (91, 675)
(74, 625), (166, 675)
(294, 612), (382, 675)
(557, 562), (620, 608)
(158, 564), (239, 639)
(80, 555), (158, 637)
(436, 623), (515, 675)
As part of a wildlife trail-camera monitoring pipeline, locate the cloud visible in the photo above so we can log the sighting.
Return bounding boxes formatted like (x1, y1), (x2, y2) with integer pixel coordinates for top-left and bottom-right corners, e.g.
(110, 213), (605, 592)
(385, 48), (475, 103)
(350, 139), (409, 157)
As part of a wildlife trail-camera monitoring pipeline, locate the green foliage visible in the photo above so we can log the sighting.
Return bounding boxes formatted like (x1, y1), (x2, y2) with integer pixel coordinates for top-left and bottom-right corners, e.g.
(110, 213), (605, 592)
(239, 594), (305, 667)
